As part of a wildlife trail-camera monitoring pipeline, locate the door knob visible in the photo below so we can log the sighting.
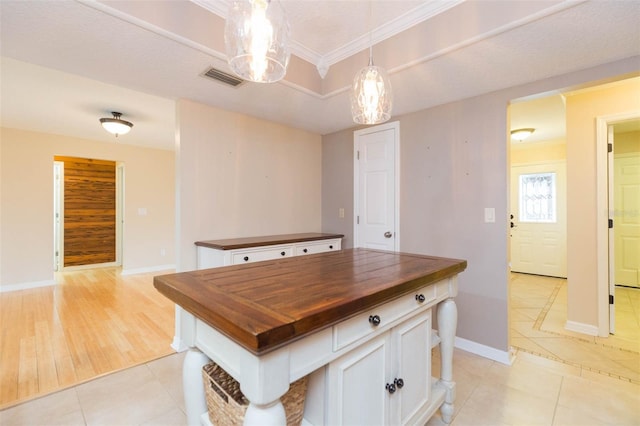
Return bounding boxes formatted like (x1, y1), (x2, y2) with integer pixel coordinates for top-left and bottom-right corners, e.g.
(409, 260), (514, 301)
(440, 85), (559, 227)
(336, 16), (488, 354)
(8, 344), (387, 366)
(384, 231), (392, 238)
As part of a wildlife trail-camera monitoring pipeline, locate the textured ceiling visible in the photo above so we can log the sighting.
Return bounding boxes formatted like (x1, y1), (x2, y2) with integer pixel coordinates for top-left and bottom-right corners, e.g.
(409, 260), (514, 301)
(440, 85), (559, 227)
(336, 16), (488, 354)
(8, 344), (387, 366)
(1, 0), (639, 151)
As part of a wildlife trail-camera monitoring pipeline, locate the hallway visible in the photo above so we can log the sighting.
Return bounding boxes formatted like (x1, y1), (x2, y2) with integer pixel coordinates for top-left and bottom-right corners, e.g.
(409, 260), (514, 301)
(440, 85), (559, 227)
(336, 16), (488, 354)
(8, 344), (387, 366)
(510, 272), (640, 383)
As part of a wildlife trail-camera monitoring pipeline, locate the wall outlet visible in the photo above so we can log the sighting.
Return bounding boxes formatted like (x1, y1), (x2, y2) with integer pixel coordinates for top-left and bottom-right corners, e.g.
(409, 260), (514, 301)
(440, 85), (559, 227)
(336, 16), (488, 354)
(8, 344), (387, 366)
(339, 208), (345, 218)
(138, 207), (147, 216)
(160, 248), (166, 257)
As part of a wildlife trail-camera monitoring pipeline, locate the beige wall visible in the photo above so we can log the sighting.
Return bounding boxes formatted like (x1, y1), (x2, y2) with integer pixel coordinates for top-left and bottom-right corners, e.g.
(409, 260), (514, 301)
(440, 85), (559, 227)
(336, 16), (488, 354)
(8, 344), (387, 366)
(511, 139), (566, 164)
(176, 99), (322, 272)
(322, 57), (639, 353)
(614, 130), (640, 154)
(0, 128), (175, 288)
(565, 80), (640, 328)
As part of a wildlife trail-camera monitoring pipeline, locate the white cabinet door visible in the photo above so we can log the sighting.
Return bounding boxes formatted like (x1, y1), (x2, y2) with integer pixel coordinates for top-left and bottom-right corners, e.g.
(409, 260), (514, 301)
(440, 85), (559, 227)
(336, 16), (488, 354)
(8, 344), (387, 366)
(392, 310), (431, 425)
(327, 333), (391, 426)
(327, 309), (432, 426)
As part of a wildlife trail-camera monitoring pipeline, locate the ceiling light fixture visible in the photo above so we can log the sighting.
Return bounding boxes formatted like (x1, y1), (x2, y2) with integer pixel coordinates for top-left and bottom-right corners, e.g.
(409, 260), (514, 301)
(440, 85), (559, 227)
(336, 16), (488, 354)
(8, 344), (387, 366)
(224, 0), (290, 83)
(510, 128), (535, 141)
(350, 5), (393, 125)
(100, 112), (133, 137)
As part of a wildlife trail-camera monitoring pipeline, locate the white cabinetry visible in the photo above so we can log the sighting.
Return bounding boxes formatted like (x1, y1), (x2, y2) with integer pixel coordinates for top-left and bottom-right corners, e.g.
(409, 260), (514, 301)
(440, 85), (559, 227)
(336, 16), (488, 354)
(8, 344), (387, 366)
(327, 310), (432, 426)
(195, 233), (343, 269)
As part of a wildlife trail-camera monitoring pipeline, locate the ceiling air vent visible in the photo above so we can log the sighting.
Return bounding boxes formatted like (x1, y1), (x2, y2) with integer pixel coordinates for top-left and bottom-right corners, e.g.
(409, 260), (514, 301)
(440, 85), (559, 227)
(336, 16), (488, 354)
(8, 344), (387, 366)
(201, 67), (244, 87)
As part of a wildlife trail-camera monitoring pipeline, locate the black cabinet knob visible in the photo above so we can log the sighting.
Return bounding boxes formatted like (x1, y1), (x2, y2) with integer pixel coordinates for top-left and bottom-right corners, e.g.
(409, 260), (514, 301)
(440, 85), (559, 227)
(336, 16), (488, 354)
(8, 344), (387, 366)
(303, 248), (308, 253)
(395, 378), (404, 389)
(243, 256), (249, 262)
(415, 294), (425, 303)
(385, 382), (396, 394)
(368, 315), (381, 326)
(281, 251), (286, 256)
(329, 245), (333, 249)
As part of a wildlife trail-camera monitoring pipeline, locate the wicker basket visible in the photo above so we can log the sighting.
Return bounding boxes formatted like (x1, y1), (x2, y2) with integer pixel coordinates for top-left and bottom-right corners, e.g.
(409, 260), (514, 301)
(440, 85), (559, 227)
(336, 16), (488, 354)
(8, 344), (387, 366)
(202, 362), (308, 426)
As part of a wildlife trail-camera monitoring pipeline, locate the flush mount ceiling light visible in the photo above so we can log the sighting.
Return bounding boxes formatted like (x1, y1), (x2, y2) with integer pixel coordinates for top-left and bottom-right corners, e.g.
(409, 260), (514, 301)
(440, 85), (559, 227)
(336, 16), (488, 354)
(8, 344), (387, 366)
(224, 0), (290, 83)
(99, 112), (133, 137)
(350, 5), (393, 125)
(510, 128), (535, 141)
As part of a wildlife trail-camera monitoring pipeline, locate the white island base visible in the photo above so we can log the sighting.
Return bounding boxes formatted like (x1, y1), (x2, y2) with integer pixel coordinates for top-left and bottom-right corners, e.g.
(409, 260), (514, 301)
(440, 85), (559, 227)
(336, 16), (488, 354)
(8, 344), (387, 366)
(179, 278), (458, 426)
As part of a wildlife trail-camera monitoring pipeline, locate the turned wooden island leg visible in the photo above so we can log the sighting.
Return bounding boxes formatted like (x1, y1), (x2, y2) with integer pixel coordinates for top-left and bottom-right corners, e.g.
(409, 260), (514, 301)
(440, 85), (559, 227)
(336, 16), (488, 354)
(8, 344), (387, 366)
(183, 348), (211, 426)
(437, 297), (457, 424)
(244, 400), (287, 425)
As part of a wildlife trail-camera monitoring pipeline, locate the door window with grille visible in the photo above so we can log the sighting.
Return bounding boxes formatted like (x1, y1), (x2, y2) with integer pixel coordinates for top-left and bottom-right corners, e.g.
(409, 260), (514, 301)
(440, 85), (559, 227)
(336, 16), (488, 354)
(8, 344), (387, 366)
(519, 172), (557, 223)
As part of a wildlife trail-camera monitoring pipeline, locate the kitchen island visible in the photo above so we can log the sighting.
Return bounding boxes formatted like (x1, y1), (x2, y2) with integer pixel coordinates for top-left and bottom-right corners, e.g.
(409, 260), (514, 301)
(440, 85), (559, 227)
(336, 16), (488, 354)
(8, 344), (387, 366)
(154, 248), (466, 425)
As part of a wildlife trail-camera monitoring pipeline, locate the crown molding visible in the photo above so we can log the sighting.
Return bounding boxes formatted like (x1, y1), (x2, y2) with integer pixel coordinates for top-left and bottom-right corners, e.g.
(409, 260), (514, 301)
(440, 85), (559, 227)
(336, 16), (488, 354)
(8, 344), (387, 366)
(192, 0), (463, 77)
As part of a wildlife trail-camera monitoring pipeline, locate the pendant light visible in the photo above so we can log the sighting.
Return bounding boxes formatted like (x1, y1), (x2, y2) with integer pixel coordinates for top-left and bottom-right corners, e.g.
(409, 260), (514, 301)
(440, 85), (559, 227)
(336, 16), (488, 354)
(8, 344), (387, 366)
(350, 5), (393, 125)
(224, 0), (290, 83)
(99, 112), (133, 137)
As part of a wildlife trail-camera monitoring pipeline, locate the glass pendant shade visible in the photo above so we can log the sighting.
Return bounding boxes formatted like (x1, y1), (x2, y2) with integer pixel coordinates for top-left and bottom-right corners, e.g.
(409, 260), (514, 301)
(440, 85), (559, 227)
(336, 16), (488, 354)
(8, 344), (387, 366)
(99, 112), (133, 136)
(351, 61), (393, 125)
(225, 0), (290, 83)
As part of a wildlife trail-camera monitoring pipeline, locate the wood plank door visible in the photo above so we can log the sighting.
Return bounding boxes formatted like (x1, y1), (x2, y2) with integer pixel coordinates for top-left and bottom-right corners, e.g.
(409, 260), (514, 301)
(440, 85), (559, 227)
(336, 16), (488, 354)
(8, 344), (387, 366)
(55, 156), (116, 267)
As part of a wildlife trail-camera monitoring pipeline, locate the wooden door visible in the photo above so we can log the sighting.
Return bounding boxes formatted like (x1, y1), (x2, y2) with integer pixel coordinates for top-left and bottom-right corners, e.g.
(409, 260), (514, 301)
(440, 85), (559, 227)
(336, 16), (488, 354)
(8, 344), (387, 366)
(354, 121), (399, 251)
(55, 156), (116, 267)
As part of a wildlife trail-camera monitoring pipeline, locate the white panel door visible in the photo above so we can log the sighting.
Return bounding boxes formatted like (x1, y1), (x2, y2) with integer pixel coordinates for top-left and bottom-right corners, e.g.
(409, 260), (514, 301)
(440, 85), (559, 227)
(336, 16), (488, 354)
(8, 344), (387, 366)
(614, 154), (640, 287)
(354, 122), (399, 251)
(327, 333), (390, 425)
(510, 162), (567, 278)
(393, 310), (431, 425)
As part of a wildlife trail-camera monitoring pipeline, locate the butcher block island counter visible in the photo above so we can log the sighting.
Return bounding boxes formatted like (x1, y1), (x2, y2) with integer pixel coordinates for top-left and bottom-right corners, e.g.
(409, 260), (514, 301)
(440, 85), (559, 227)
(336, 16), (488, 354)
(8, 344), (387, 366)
(154, 248), (466, 426)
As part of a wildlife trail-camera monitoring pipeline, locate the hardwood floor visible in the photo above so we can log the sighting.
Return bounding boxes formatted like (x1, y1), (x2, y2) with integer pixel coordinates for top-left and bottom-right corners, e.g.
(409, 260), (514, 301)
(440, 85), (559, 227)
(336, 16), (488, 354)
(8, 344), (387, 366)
(0, 267), (175, 409)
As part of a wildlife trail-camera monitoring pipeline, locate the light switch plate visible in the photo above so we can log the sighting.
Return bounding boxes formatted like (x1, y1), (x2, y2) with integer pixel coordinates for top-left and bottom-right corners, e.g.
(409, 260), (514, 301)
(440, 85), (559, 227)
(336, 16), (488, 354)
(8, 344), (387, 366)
(484, 207), (495, 223)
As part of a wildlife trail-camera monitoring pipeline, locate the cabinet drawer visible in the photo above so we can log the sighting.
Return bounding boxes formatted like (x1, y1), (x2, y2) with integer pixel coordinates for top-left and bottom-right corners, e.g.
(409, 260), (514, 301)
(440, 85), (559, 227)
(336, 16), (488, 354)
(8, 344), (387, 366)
(231, 246), (292, 264)
(333, 284), (436, 351)
(295, 239), (341, 256)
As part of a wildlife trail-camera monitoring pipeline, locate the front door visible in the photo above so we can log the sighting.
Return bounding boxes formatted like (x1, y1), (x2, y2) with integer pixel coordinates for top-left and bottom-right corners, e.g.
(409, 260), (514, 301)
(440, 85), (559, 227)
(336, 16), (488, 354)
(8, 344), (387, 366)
(354, 121), (399, 251)
(510, 162), (567, 277)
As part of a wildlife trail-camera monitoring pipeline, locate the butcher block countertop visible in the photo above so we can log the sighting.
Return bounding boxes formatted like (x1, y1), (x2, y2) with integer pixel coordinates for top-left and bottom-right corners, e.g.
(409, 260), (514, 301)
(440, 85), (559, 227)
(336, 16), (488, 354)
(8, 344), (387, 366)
(154, 248), (466, 355)
(194, 232), (344, 250)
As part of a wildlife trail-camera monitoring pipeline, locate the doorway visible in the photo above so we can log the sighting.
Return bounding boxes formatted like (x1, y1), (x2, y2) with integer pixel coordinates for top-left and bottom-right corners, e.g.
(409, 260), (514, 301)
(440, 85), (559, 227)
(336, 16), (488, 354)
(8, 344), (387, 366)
(353, 121), (400, 251)
(53, 156), (124, 270)
(596, 114), (640, 334)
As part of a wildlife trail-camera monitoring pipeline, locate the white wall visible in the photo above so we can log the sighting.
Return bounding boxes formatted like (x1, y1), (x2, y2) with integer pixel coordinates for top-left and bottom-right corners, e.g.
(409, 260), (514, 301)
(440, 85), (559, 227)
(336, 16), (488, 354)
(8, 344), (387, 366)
(175, 99), (322, 272)
(0, 128), (175, 288)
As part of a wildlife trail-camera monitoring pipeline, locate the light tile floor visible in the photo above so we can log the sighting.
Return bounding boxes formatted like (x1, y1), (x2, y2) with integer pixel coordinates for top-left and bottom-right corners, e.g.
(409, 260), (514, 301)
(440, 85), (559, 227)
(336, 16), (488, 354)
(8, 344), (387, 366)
(2, 347), (639, 426)
(3, 274), (639, 425)
(510, 272), (640, 383)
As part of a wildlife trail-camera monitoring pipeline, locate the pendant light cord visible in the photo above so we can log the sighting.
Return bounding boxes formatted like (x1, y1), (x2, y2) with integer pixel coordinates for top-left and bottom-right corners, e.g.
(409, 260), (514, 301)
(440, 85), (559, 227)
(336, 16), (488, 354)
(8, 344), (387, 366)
(368, 2), (374, 66)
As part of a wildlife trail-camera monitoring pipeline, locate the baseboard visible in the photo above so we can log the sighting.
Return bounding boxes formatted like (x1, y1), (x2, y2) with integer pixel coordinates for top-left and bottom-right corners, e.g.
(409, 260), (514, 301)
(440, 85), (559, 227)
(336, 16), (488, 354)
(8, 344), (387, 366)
(0, 279), (56, 293)
(120, 264), (176, 276)
(454, 336), (514, 365)
(564, 320), (599, 336)
(62, 262), (117, 272)
(171, 336), (188, 353)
